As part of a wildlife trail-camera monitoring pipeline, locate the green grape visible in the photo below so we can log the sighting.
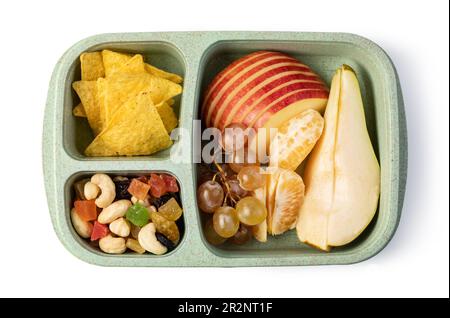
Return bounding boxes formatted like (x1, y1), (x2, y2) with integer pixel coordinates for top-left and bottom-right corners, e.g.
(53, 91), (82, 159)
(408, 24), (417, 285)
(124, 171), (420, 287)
(203, 219), (227, 245)
(213, 206), (240, 238)
(235, 197), (267, 226)
(237, 166), (265, 191)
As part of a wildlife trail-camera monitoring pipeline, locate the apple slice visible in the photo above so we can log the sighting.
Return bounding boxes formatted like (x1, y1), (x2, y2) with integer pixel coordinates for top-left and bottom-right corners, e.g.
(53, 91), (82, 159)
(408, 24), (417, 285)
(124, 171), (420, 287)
(201, 51), (328, 131)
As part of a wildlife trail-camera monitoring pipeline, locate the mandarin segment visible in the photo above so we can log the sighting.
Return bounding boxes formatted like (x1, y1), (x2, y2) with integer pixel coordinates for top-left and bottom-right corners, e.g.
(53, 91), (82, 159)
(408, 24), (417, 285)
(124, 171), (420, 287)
(269, 109), (324, 171)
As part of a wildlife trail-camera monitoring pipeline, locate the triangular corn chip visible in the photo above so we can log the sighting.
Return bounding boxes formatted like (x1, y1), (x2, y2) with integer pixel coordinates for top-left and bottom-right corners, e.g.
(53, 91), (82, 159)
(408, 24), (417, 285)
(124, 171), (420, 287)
(156, 101), (178, 133)
(73, 103), (87, 117)
(98, 72), (182, 124)
(80, 52), (105, 81)
(72, 81), (103, 135)
(144, 64), (183, 84)
(85, 92), (173, 156)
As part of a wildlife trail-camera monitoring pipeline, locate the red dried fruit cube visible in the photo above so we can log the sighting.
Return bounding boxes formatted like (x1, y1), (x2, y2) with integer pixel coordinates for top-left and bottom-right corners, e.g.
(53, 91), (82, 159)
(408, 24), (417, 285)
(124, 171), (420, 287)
(91, 221), (109, 241)
(149, 174), (167, 198)
(161, 174), (179, 193)
(127, 178), (151, 200)
(74, 200), (97, 222)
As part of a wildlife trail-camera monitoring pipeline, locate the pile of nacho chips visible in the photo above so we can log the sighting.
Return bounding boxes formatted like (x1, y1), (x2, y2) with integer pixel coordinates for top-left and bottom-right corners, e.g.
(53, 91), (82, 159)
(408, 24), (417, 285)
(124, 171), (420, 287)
(72, 50), (182, 156)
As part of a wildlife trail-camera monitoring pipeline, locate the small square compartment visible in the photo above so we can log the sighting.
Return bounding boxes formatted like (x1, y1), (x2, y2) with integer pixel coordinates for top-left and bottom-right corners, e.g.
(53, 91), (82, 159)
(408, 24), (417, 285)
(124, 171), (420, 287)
(194, 39), (397, 261)
(65, 171), (185, 258)
(62, 42), (186, 160)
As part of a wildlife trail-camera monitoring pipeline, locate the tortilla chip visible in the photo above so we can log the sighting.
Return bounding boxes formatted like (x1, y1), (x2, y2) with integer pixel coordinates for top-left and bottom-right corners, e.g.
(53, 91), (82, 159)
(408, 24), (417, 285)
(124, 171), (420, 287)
(102, 49), (182, 83)
(102, 50), (134, 77)
(85, 92), (172, 156)
(73, 103), (87, 117)
(72, 81), (103, 135)
(80, 52), (105, 80)
(156, 102), (178, 133)
(96, 78), (111, 126)
(167, 98), (175, 106)
(99, 73), (182, 123)
(145, 64), (183, 84)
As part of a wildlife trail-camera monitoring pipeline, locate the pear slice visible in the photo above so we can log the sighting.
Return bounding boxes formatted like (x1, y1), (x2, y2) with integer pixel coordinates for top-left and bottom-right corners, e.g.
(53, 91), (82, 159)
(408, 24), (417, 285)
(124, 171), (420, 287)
(296, 65), (380, 251)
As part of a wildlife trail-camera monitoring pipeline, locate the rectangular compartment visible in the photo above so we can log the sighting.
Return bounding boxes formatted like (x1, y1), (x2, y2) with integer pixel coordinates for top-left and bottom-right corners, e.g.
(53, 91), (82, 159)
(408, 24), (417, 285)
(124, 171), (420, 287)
(63, 41), (186, 160)
(65, 171), (186, 259)
(44, 32), (406, 266)
(193, 37), (405, 262)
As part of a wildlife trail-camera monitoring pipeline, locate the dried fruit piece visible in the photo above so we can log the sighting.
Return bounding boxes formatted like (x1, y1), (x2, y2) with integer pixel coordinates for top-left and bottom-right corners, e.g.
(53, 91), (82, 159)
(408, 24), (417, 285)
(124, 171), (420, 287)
(74, 178), (90, 200)
(126, 238), (145, 254)
(149, 174), (167, 198)
(114, 178), (131, 200)
(127, 178), (150, 200)
(155, 233), (175, 250)
(158, 198), (183, 221)
(130, 224), (141, 239)
(91, 221), (109, 241)
(149, 211), (180, 244)
(161, 174), (179, 192)
(125, 203), (150, 227)
(74, 199), (97, 222)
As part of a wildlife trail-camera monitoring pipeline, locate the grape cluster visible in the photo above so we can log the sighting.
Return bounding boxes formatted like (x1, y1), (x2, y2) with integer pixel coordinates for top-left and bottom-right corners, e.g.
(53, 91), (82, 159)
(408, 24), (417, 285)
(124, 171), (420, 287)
(197, 124), (267, 245)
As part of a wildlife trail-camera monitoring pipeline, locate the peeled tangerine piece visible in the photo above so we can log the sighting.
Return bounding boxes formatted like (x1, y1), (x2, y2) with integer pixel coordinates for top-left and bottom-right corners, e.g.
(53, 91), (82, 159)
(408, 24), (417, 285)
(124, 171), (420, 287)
(252, 168), (305, 238)
(296, 65), (380, 251)
(269, 109), (324, 171)
(268, 168), (305, 235)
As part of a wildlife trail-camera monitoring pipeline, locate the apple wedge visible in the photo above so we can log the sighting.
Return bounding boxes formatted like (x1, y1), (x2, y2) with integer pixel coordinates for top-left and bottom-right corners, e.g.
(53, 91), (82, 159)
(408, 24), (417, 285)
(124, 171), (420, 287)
(296, 65), (380, 251)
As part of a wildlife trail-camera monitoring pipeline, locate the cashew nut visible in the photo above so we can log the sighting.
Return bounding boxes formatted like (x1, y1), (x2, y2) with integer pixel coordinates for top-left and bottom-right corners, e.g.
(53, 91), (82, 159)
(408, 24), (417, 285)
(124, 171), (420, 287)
(138, 223), (167, 255)
(84, 181), (100, 200)
(70, 208), (93, 239)
(109, 217), (131, 237)
(90, 174), (115, 208)
(131, 195), (151, 207)
(99, 234), (126, 254)
(98, 199), (132, 224)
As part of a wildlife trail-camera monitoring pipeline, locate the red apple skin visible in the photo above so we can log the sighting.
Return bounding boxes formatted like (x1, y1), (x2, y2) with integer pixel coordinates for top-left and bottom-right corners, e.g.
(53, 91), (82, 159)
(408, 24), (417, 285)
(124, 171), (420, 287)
(239, 82), (327, 127)
(251, 89), (330, 128)
(202, 51), (311, 124)
(206, 58), (312, 127)
(219, 73), (325, 130)
(211, 66), (323, 129)
(202, 51), (291, 120)
(202, 51), (329, 130)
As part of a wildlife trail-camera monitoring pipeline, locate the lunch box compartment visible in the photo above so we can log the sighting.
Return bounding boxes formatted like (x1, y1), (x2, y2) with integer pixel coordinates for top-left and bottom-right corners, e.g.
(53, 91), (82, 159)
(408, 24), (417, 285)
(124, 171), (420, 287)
(44, 32), (406, 266)
(64, 171), (186, 258)
(63, 41), (186, 160)
(195, 39), (382, 257)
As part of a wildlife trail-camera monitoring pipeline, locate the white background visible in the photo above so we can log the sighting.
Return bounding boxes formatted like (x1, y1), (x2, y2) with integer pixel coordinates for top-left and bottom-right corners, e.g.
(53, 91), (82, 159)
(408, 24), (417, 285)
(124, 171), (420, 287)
(0, 0), (448, 298)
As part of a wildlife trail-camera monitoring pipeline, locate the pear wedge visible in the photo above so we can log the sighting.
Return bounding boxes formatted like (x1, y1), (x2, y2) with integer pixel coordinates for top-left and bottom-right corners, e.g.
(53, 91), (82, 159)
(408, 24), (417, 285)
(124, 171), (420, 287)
(296, 65), (380, 251)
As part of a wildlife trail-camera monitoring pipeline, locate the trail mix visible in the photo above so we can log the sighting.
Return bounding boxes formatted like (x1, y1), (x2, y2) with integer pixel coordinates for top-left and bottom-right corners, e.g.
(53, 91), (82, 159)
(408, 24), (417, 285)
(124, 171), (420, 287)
(71, 173), (183, 255)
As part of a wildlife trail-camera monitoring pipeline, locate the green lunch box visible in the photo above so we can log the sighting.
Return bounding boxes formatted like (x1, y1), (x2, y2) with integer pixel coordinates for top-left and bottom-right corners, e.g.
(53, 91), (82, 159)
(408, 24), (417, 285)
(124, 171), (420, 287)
(43, 32), (407, 266)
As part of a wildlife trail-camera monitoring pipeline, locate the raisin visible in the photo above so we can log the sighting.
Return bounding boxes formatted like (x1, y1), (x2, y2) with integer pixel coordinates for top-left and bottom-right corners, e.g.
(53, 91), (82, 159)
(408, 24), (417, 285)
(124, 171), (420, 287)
(155, 233), (175, 251)
(150, 211), (180, 244)
(115, 179), (131, 200)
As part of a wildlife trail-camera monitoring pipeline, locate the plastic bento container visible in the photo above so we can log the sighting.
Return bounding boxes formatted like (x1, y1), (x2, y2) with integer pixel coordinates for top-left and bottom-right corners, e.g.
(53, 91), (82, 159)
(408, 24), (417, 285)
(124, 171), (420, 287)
(43, 32), (407, 266)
